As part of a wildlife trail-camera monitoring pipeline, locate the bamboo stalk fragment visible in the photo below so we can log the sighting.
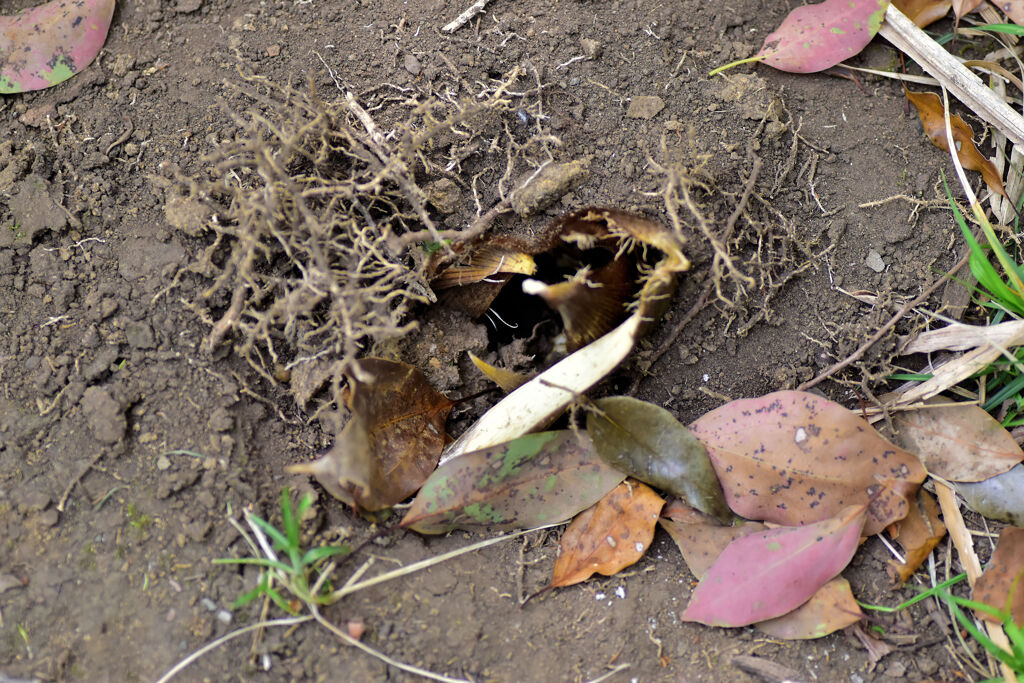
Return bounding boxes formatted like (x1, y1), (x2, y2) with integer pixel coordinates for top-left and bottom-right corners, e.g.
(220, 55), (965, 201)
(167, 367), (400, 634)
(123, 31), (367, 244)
(878, 4), (1024, 148)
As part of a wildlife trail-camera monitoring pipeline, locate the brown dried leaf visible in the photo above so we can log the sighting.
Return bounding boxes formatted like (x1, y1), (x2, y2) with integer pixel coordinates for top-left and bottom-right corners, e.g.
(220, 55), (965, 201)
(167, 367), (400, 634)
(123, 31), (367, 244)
(906, 88), (1009, 200)
(886, 489), (946, 584)
(999, 0), (1024, 24)
(549, 480), (664, 588)
(952, 0), (984, 17)
(891, 399), (1024, 482)
(287, 358), (453, 511)
(659, 499), (766, 578)
(892, 0), (952, 27)
(756, 577), (864, 640)
(973, 526), (1024, 624)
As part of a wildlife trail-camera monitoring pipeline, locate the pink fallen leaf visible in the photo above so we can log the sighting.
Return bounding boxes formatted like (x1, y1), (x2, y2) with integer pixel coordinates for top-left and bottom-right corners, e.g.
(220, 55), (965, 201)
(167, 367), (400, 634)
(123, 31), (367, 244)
(1, 0), (115, 94)
(690, 391), (926, 536)
(712, 0), (890, 75)
(681, 505), (867, 627)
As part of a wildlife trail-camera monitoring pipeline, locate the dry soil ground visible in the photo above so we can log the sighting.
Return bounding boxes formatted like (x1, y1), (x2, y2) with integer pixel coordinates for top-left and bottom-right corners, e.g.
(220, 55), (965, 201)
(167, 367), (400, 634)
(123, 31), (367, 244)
(0, 0), (997, 681)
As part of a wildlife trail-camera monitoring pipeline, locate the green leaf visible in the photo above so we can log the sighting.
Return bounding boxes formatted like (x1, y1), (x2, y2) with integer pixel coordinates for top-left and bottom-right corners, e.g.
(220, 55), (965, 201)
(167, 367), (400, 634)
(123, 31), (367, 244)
(301, 545), (350, 565)
(400, 431), (625, 534)
(249, 515), (292, 553)
(232, 583), (267, 610)
(586, 396), (731, 523)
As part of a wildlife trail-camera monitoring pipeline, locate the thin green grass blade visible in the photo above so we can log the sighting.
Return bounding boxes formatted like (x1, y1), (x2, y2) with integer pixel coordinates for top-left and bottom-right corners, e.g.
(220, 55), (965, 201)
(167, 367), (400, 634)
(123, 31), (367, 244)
(265, 586), (297, 615)
(249, 515), (291, 552)
(976, 23), (1024, 36)
(983, 374), (1024, 411)
(887, 373), (933, 381)
(944, 596), (1018, 668)
(280, 489), (300, 549)
(301, 546), (350, 565)
(231, 584), (266, 610)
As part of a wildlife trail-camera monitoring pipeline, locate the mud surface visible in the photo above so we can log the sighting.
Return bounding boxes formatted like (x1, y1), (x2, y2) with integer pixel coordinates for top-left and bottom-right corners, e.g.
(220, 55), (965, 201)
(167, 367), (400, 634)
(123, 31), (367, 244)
(0, 1), (986, 681)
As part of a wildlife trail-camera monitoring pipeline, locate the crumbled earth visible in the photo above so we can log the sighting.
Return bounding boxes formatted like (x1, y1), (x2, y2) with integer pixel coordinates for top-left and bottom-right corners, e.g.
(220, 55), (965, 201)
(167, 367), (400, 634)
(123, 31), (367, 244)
(0, 1), (993, 682)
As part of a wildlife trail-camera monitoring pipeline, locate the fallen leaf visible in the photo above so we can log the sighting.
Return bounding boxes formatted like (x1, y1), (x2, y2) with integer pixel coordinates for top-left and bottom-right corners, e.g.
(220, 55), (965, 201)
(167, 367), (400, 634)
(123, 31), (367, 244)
(587, 397), (731, 523)
(953, 463), (1024, 526)
(973, 526), (1024, 624)
(1, 0), (115, 93)
(952, 0), (984, 17)
(756, 577), (864, 639)
(997, 1), (1024, 25)
(891, 399), (1024, 482)
(689, 391), (926, 536)
(681, 505), (867, 627)
(659, 500), (766, 578)
(287, 358), (453, 511)
(886, 489), (946, 583)
(905, 88), (1009, 200)
(549, 480), (664, 588)
(661, 501), (863, 639)
(469, 352), (530, 392)
(440, 313), (642, 465)
(401, 430), (625, 534)
(752, 0), (890, 74)
(892, 0), (952, 27)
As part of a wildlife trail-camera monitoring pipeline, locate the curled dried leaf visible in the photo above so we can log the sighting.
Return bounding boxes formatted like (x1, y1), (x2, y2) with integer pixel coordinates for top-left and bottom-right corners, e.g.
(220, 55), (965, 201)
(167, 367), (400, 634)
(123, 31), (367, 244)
(905, 88), (1009, 200)
(286, 358), (453, 511)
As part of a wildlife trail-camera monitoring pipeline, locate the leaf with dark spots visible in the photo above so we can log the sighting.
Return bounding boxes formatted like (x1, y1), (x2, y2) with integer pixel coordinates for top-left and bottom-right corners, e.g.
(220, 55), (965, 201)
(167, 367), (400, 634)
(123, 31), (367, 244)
(287, 358), (453, 512)
(1, 0), (115, 93)
(905, 88), (1009, 201)
(681, 505), (867, 627)
(891, 399), (1024, 482)
(972, 526), (1024, 625)
(401, 431), (625, 534)
(659, 499), (766, 578)
(587, 397), (731, 523)
(549, 480), (664, 588)
(756, 577), (864, 639)
(689, 390), (926, 535)
(886, 489), (946, 584)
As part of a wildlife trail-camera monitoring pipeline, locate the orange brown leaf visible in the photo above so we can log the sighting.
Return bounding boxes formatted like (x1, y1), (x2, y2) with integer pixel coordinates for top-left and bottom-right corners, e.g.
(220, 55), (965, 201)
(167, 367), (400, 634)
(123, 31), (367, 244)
(550, 480), (664, 588)
(905, 88), (1008, 200)
(886, 489), (946, 583)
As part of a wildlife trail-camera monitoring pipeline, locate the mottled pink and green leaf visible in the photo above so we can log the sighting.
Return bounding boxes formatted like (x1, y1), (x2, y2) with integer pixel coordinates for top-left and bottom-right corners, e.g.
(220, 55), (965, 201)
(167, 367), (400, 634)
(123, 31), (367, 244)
(1, 0), (115, 94)
(758, 0), (890, 73)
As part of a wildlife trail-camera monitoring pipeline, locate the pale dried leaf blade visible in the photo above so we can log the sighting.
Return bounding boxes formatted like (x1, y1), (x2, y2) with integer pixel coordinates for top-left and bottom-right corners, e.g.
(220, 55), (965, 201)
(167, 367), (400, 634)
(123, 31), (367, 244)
(439, 313), (641, 465)
(903, 320), (1024, 353)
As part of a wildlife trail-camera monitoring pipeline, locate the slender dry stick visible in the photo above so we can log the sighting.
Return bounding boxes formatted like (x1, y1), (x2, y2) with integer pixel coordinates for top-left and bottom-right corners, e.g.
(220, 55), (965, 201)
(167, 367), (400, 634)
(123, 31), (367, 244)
(443, 0), (495, 32)
(155, 616), (312, 683)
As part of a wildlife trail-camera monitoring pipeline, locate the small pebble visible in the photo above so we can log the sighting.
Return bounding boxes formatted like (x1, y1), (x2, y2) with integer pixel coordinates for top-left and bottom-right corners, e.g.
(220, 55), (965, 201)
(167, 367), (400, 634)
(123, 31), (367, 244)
(216, 609), (232, 624)
(200, 597), (217, 612)
(404, 54), (422, 76)
(156, 455), (172, 471)
(626, 95), (665, 120)
(865, 249), (885, 273)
